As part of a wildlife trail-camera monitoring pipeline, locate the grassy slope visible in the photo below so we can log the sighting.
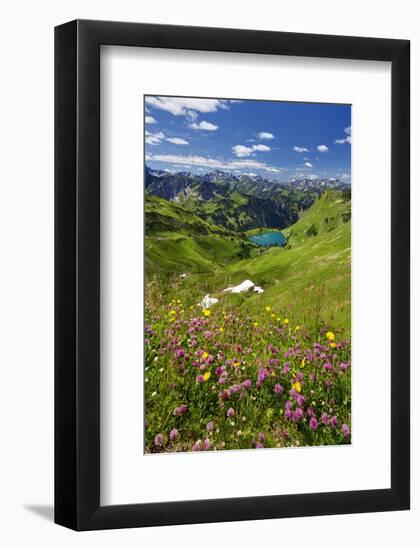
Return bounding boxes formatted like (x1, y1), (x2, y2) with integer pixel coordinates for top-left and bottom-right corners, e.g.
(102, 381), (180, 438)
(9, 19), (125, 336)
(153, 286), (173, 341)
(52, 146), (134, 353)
(145, 195), (247, 274)
(146, 191), (351, 336)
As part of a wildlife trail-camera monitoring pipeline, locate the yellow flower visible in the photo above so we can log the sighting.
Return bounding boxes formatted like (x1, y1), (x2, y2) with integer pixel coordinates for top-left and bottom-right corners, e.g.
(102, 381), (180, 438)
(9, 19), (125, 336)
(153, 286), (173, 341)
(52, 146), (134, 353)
(203, 371), (211, 381)
(265, 306), (271, 313)
(168, 310), (176, 316)
(201, 351), (209, 360)
(295, 325), (301, 331)
(326, 331), (335, 341)
(219, 327), (224, 333)
(292, 381), (301, 393)
(330, 342), (337, 349)
(202, 309), (211, 317)
(271, 313), (275, 318)
(284, 318), (289, 325)
(233, 361), (240, 368)
(301, 358), (306, 367)
(276, 317), (281, 322)
(253, 322), (259, 327)
(176, 299), (181, 304)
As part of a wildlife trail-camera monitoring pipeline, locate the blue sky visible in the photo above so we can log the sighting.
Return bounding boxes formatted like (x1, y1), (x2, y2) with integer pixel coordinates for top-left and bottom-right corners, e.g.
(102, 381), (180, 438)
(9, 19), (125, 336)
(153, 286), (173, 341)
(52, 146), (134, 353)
(144, 96), (351, 183)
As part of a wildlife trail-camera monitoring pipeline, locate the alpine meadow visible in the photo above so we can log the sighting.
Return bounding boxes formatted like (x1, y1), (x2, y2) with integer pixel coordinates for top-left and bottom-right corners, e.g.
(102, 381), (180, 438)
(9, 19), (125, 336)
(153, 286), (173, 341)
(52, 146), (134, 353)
(144, 96), (352, 453)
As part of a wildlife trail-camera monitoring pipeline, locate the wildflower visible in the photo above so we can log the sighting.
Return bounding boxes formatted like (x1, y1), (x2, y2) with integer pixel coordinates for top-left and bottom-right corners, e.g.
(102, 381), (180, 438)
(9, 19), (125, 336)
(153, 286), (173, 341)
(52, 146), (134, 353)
(173, 404), (187, 416)
(226, 407), (235, 418)
(201, 351), (209, 360)
(169, 428), (179, 441)
(284, 318), (289, 324)
(326, 331), (335, 341)
(241, 379), (252, 389)
(330, 415), (338, 428)
(330, 342), (337, 349)
(219, 327), (224, 333)
(168, 310), (176, 316)
(341, 424), (351, 438)
(309, 417), (318, 431)
(203, 438), (212, 450)
(292, 381), (302, 393)
(293, 408), (304, 421)
(253, 322), (259, 327)
(295, 393), (305, 407)
(176, 348), (185, 358)
(258, 432), (265, 442)
(196, 374), (204, 383)
(321, 412), (329, 425)
(202, 309), (211, 317)
(154, 433), (164, 447)
(301, 358), (306, 367)
(203, 371), (211, 382)
(255, 443), (264, 448)
(274, 383), (284, 395)
(271, 313), (275, 318)
(265, 306), (271, 313)
(206, 421), (214, 433)
(192, 440), (202, 451)
(295, 325), (301, 331)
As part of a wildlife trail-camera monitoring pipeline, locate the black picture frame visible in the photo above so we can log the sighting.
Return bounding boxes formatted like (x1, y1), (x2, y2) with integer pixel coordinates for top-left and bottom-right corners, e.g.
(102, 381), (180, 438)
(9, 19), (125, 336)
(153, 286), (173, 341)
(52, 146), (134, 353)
(55, 19), (410, 531)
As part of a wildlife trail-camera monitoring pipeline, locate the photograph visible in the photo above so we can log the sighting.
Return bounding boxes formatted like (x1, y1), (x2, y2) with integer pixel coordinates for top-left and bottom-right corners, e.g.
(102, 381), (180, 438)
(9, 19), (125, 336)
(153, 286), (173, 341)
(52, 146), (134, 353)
(144, 95), (352, 453)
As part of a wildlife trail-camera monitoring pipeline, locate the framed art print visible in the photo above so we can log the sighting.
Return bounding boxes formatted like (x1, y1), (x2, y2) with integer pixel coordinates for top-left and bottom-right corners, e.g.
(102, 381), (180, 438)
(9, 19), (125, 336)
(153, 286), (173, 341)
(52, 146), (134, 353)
(55, 20), (410, 530)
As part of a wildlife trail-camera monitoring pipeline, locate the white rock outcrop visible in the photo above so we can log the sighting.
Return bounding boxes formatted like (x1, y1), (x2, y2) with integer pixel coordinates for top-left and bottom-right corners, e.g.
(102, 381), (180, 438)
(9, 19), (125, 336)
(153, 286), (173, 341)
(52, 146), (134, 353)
(223, 279), (264, 294)
(199, 294), (219, 308)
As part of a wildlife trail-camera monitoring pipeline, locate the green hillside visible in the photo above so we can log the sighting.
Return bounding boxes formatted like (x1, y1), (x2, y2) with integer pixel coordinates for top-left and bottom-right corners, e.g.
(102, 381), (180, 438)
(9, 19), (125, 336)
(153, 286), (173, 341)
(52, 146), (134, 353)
(146, 191), (351, 336)
(145, 195), (253, 275)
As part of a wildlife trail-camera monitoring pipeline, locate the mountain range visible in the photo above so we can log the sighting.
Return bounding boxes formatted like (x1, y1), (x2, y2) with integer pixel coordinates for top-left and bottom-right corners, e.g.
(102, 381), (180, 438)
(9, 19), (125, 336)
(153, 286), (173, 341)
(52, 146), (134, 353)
(145, 166), (350, 232)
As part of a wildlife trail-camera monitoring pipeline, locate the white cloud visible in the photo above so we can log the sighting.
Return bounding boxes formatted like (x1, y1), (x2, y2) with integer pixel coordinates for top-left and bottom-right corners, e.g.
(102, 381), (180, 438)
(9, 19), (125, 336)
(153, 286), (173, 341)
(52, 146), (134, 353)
(232, 145), (254, 158)
(232, 143), (271, 157)
(166, 137), (189, 145)
(257, 132), (274, 140)
(145, 96), (227, 116)
(145, 130), (165, 145)
(189, 120), (218, 131)
(334, 126), (352, 144)
(252, 144), (271, 152)
(341, 172), (351, 180)
(304, 162), (313, 168)
(317, 144), (329, 153)
(145, 116), (156, 124)
(146, 152), (283, 174)
(293, 146), (309, 153)
(334, 136), (351, 144)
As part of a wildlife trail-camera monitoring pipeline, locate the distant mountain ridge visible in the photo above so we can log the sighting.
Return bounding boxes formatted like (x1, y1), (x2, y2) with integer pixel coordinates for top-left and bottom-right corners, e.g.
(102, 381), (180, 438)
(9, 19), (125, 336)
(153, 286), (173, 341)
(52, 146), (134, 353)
(145, 166), (349, 232)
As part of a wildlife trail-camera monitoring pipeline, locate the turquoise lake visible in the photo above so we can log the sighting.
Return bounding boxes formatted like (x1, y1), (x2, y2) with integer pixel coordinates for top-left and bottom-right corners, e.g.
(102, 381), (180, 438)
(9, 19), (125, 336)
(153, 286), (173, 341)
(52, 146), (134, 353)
(249, 231), (286, 247)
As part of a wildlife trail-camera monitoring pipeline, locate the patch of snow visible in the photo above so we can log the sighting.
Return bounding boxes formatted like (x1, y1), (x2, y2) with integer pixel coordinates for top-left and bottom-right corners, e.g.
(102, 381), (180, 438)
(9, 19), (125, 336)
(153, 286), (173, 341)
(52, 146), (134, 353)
(199, 295), (219, 308)
(223, 279), (255, 293)
(222, 279), (265, 294)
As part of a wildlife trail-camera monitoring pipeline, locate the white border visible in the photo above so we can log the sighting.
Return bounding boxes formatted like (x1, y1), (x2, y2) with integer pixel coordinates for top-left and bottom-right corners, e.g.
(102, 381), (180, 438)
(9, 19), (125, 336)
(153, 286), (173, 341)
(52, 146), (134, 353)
(100, 46), (391, 505)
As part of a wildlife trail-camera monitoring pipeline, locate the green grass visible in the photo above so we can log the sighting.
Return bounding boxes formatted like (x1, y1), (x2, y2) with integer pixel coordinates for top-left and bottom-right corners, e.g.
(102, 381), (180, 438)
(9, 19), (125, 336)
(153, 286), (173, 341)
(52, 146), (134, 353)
(146, 190), (351, 335)
(144, 190), (352, 452)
